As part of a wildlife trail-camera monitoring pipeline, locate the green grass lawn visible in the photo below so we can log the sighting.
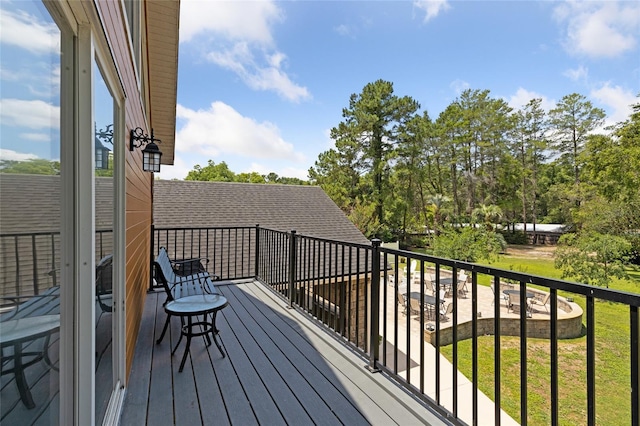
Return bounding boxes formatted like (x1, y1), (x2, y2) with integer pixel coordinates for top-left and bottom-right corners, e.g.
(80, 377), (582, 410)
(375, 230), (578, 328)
(438, 247), (640, 425)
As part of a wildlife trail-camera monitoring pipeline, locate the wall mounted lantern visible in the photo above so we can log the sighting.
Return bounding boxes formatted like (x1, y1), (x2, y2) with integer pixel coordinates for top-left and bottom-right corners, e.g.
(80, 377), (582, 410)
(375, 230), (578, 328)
(130, 127), (162, 172)
(95, 124), (113, 170)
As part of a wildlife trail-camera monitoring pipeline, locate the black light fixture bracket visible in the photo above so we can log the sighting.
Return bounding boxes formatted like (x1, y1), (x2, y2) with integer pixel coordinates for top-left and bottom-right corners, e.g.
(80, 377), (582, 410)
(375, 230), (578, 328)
(130, 127), (161, 151)
(130, 127), (163, 172)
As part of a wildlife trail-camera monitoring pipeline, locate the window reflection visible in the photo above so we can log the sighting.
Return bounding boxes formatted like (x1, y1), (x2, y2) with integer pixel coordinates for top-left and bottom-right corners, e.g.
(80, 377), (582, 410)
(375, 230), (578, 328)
(94, 60), (114, 424)
(0, 1), (61, 424)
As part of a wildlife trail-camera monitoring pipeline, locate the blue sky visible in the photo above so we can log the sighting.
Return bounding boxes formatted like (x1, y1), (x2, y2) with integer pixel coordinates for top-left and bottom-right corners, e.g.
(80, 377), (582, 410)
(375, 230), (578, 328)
(162, 0), (640, 181)
(1, 1), (638, 180)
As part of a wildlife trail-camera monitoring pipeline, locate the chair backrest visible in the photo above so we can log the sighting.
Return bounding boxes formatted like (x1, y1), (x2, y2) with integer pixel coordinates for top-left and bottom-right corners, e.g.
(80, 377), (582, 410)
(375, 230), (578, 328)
(541, 292), (551, 305)
(154, 247), (177, 287)
(425, 279), (434, 294)
(171, 273), (211, 299)
(409, 297), (422, 314)
(458, 272), (468, 283)
(508, 293), (520, 307)
(96, 254), (113, 313)
(154, 247), (215, 301)
(397, 291), (406, 307)
(439, 289), (446, 300)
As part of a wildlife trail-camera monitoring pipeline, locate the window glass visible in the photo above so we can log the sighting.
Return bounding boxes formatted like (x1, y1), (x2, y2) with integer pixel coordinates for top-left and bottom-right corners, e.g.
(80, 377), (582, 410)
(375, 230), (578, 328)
(0, 1), (62, 423)
(93, 60), (114, 424)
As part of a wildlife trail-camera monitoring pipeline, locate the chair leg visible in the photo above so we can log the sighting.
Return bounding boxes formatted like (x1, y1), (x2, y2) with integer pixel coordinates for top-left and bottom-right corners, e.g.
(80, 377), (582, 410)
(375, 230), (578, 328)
(156, 314), (171, 344)
(172, 317), (186, 355)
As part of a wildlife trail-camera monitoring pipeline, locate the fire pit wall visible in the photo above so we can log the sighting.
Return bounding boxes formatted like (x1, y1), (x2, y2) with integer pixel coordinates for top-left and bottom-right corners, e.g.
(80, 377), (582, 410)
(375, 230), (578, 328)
(423, 297), (584, 346)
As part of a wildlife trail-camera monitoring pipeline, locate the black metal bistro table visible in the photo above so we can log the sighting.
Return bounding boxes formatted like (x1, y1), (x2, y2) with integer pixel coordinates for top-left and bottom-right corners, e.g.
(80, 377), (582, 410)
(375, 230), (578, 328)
(502, 289), (535, 299)
(160, 294), (228, 372)
(409, 292), (444, 320)
(503, 289), (535, 316)
(0, 314), (60, 408)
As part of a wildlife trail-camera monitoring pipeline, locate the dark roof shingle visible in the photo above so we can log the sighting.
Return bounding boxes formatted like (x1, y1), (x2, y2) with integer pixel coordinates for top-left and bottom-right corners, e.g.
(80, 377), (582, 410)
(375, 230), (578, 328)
(153, 180), (369, 245)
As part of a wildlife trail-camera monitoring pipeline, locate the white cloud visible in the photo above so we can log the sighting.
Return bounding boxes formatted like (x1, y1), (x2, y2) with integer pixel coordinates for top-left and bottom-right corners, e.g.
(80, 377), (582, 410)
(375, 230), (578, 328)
(180, 0), (309, 102)
(334, 24), (352, 37)
(0, 7), (59, 54)
(0, 98), (59, 129)
(449, 79), (469, 95)
(590, 82), (637, 126)
(0, 149), (38, 161)
(20, 132), (50, 142)
(554, 1), (639, 58)
(508, 88), (555, 112)
(563, 65), (589, 83)
(414, 0), (451, 23)
(206, 44), (310, 102)
(157, 155), (192, 181)
(175, 102), (306, 162)
(180, 0), (282, 45)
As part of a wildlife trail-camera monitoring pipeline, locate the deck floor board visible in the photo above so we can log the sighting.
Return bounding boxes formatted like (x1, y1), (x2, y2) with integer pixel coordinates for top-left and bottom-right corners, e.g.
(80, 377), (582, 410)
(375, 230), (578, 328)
(120, 280), (442, 426)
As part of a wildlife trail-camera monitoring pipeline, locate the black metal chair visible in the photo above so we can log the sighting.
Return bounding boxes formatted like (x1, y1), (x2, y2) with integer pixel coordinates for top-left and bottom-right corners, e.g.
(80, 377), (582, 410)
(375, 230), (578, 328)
(0, 289), (60, 408)
(153, 247), (227, 371)
(96, 254), (113, 313)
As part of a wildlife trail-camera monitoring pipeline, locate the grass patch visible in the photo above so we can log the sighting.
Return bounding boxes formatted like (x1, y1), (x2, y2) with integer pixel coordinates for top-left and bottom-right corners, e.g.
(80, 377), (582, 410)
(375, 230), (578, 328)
(437, 247), (640, 425)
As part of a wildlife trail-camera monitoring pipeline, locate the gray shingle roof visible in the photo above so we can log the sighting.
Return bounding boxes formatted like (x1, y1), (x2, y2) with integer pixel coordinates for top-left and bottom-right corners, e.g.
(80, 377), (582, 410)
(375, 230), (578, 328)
(153, 180), (370, 245)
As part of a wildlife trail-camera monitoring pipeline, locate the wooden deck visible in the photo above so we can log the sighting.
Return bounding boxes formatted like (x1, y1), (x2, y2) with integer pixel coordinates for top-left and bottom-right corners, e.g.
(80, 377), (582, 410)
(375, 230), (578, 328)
(120, 279), (446, 426)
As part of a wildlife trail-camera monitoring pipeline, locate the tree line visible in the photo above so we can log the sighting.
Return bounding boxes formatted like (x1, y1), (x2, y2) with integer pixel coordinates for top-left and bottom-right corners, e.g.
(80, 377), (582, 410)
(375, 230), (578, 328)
(308, 80), (639, 254)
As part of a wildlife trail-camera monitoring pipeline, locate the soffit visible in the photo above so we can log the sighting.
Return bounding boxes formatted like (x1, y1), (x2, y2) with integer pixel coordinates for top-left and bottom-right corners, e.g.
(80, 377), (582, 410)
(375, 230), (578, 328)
(144, 0), (180, 165)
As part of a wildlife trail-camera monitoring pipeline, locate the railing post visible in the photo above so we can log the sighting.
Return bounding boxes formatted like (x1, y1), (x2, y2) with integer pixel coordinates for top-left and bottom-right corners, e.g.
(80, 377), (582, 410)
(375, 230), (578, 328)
(632, 305), (640, 426)
(288, 230), (297, 308)
(254, 224), (260, 279)
(148, 224), (155, 292)
(367, 238), (381, 373)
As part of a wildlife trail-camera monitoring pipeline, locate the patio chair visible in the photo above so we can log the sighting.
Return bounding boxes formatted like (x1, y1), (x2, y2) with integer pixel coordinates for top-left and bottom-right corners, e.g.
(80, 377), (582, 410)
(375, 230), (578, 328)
(154, 247), (222, 346)
(397, 291), (407, 315)
(507, 293), (532, 315)
(456, 280), (467, 298)
(530, 292), (551, 312)
(440, 302), (453, 322)
(424, 279), (435, 296)
(458, 272), (469, 294)
(408, 297), (424, 317)
(439, 289), (446, 301)
(154, 247), (219, 299)
(96, 254), (113, 313)
(491, 283), (510, 307)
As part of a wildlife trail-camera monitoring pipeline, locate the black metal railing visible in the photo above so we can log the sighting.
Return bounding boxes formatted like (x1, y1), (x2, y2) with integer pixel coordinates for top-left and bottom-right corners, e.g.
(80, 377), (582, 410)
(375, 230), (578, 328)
(256, 229), (640, 425)
(150, 225), (256, 288)
(147, 225), (640, 424)
(5, 225), (638, 423)
(0, 229), (112, 298)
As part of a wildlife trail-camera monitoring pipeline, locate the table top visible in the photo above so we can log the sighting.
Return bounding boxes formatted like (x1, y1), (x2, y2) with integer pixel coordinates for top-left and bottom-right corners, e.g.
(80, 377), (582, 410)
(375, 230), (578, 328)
(409, 292), (443, 306)
(503, 289), (534, 298)
(0, 315), (60, 345)
(165, 294), (228, 315)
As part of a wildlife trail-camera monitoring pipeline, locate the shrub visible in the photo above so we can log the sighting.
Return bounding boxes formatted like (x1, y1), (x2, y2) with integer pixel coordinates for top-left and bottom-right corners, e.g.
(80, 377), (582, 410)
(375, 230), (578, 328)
(432, 227), (503, 263)
(500, 230), (528, 245)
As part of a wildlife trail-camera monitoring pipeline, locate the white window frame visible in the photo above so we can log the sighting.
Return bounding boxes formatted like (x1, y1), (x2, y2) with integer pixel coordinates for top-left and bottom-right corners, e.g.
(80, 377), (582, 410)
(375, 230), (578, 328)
(93, 41), (128, 426)
(45, 1), (128, 424)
